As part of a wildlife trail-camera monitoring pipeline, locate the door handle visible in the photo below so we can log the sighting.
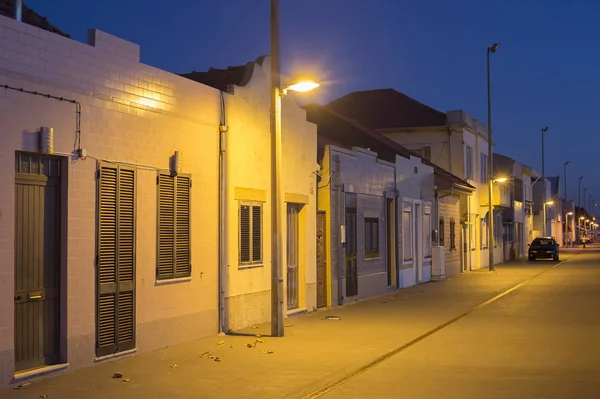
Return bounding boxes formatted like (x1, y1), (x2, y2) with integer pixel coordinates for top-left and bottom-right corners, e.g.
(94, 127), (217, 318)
(14, 295), (21, 302)
(28, 292), (43, 300)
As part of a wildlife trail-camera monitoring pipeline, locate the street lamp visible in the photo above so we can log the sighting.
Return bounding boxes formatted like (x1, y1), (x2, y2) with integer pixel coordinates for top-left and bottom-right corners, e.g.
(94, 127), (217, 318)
(269, 0), (319, 337)
(543, 200), (554, 237)
(563, 161), (569, 244)
(487, 42), (499, 272)
(541, 127), (549, 236)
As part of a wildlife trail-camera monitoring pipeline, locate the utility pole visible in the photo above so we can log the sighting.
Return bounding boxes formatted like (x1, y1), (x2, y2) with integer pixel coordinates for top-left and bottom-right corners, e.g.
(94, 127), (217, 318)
(564, 161), (569, 245)
(541, 127), (549, 236)
(487, 43), (499, 272)
(270, 0), (284, 337)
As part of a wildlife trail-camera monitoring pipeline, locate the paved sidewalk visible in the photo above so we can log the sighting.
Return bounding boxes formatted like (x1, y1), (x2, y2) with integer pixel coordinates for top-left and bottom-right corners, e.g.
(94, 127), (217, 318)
(1, 250), (587, 399)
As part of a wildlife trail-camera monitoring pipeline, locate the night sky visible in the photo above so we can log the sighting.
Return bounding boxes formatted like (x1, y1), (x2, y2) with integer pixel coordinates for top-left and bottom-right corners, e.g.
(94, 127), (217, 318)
(28, 0), (600, 208)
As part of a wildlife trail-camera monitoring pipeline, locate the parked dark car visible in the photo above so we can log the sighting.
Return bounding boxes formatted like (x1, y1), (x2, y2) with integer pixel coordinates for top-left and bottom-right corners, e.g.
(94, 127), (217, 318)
(528, 237), (559, 261)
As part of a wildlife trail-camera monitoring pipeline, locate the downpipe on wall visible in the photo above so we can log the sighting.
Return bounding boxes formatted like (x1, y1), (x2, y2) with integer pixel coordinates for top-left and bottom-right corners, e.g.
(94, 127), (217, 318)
(218, 91), (228, 333)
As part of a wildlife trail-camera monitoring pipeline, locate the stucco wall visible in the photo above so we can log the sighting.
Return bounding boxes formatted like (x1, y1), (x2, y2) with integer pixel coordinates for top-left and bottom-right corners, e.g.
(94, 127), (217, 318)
(438, 195), (462, 276)
(325, 146), (395, 303)
(0, 17), (220, 386)
(222, 58), (317, 330)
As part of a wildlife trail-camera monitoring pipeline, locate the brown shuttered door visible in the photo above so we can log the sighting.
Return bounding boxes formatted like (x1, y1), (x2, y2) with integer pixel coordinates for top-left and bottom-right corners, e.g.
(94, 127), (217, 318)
(157, 173), (191, 280)
(97, 164), (136, 357)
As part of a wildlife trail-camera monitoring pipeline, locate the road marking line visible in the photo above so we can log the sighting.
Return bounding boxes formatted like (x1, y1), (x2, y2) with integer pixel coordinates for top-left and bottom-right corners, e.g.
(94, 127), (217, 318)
(301, 253), (581, 399)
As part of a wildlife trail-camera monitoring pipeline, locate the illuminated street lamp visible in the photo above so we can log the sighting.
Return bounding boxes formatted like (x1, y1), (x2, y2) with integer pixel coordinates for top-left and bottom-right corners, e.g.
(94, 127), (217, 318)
(270, 0), (319, 337)
(487, 42), (500, 271)
(543, 200), (554, 237)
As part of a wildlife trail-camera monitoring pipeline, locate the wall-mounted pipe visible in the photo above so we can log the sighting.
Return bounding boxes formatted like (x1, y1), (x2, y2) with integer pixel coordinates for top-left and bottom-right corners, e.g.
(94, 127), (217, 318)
(40, 127), (54, 154)
(14, 0), (23, 22)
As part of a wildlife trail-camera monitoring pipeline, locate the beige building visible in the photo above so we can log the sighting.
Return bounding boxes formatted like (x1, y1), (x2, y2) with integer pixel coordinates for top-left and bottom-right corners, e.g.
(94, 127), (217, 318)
(326, 90), (492, 271)
(183, 58), (318, 329)
(0, 11), (317, 387)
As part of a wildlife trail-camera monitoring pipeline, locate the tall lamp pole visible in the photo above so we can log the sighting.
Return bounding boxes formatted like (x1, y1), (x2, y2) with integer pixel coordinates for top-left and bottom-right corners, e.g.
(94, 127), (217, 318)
(563, 161), (569, 245)
(487, 43), (500, 272)
(541, 127), (549, 236)
(270, 0), (284, 337)
(578, 176), (583, 243)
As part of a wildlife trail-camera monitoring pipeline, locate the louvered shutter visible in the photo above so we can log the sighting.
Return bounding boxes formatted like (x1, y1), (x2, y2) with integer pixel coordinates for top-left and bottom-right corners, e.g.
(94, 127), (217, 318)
(157, 175), (175, 279)
(251, 205), (262, 263)
(96, 164), (136, 357)
(240, 205), (251, 264)
(175, 176), (191, 277)
(156, 174), (191, 279)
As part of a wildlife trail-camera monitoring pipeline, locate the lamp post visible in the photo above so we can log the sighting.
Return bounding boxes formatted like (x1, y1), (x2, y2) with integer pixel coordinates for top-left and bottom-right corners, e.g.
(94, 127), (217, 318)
(541, 127), (549, 236)
(487, 42), (499, 271)
(563, 161), (569, 245)
(544, 200), (554, 237)
(584, 188), (588, 219)
(578, 176), (583, 243)
(269, 0), (319, 337)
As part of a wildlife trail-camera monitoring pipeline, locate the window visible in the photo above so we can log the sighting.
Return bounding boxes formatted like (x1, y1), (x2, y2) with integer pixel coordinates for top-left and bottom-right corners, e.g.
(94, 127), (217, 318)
(402, 203), (413, 261)
(450, 220), (456, 250)
(423, 203), (432, 258)
(480, 153), (488, 183)
(418, 146), (431, 161)
(364, 217), (380, 258)
(481, 217), (488, 249)
(439, 219), (445, 247)
(466, 146), (474, 180)
(157, 173), (191, 280)
(240, 203), (262, 266)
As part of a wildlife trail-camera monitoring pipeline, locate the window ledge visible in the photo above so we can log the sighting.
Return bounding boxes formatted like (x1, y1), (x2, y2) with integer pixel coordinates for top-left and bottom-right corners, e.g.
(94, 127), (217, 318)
(402, 259), (413, 265)
(94, 348), (137, 363)
(239, 264), (264, 270)
(155, 276), (192, 286)
(364, 256), (380, 261)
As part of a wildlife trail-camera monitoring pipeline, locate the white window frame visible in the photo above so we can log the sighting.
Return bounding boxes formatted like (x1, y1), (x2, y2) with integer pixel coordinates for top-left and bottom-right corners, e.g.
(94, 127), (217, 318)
(480, 153), (488, 183)
(423, 202), (432, 259)
(402, 200), (413, 264)
(239, 201), (263, 267)
(465, 146), (474, 180)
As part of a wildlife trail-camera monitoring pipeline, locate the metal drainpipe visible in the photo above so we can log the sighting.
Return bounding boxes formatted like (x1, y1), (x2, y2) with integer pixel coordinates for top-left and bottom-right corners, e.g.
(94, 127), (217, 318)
(218, 92), (228, 333)
(334, 156), (344, 305)
(14, 0), (23, 21)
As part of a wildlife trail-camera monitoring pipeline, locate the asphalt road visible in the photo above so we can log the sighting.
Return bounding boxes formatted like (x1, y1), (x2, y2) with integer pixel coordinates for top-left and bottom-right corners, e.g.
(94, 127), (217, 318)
(319, 251), (600, 399)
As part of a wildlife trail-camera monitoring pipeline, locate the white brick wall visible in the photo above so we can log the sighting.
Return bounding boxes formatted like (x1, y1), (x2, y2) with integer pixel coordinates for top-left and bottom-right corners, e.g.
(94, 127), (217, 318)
(0, 15), (221, 385)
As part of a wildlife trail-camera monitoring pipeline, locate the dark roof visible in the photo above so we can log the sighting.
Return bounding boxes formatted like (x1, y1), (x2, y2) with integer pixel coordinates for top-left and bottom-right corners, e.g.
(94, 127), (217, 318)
(304, 103), (474, 192)
(325, 88), (447, 130)
(180, 56), (267, 92)
(0, 1), (69, 37)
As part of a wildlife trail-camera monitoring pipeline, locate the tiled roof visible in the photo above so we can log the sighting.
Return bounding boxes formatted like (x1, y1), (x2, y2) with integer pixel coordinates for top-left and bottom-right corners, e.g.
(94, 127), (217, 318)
(180, 56), (267, 92)
(325, 88), (447, 129)
(0, 0), (69, 37)
(304, 103), (474, 192)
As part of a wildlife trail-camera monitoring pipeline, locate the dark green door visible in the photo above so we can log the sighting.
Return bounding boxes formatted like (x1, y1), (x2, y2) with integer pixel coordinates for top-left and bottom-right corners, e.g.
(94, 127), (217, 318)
(345, 208), (358, 297)
(14, 153), (62, 372)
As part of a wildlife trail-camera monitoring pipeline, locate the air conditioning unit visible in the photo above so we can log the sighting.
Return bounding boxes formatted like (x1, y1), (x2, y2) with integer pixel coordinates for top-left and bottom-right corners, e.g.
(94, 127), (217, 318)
(431, 246), (445, 281)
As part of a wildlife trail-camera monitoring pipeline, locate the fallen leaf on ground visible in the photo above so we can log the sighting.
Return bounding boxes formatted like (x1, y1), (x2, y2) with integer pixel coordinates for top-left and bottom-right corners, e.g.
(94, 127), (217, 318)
(208, 355), (216, 359)
(200, 351), (211, 358)
(255, 334), (262, 338)
(250, 326), (259, 329)
(261, 350), (274, 355)
(214, 357), (222, 362)
(112, 373), (123, 379)
(122, 378), (130, 383)
(285, 324), (293, 327)
(170, 364), (178, 368)
(13, 383), (30, 390)
(39, 395), (48, 398)
(246, 343), (256, 348)
(217, 340), (225, 346)
(217, 332), (226, 337)
(255, 338), (265, 344)
(230, 345), (234, 348)
(323, 316), (341, 320)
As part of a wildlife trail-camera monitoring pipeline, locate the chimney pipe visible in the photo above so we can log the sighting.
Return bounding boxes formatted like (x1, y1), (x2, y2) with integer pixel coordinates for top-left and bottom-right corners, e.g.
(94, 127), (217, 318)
(14, 0), (23, 22)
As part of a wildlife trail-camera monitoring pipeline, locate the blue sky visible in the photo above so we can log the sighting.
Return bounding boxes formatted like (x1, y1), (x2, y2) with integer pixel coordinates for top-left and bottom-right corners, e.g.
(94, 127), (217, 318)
(28, 0), (600, 209)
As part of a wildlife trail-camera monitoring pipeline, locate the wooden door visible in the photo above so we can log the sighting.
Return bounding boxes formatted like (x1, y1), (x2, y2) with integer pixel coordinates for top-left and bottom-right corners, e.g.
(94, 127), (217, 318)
(14, 153), (62, 371)
(345, 208), (358, 297)
(316, 212), (326, 307)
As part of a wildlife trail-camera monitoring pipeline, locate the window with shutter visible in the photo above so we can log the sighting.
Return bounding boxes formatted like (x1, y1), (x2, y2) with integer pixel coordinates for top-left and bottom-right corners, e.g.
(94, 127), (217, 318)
(156, 173), (191, 280)
(364, 217), (380, 258)
(96, 164), (136, 357)
(240, 202), (262, 266)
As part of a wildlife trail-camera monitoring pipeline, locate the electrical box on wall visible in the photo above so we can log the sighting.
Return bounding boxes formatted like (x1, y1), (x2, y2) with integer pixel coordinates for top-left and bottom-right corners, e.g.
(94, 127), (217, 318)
(340, 225), (346, 243)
